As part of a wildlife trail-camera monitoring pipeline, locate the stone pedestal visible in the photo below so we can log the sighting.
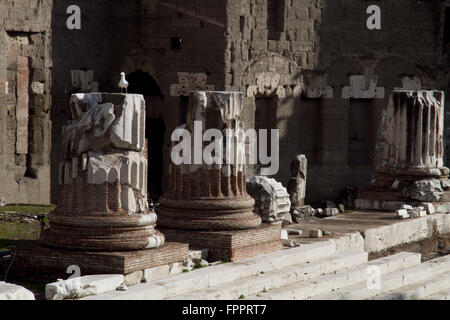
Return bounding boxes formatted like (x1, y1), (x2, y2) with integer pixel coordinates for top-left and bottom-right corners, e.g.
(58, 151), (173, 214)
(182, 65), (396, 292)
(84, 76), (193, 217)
(157, 91), (261, 231)
(356, 90), (450, 212)
(9, 241), (188, 282)
(41, 93), (165, 251)
(157, 91), (282, 260)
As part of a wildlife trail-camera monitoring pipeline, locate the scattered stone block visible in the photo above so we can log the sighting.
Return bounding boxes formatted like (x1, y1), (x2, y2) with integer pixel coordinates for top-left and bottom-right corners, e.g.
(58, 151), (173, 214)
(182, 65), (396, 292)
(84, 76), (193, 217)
(169, 262), (183, 276)
(396, 209), (410, 219)
(124, 270), (143, 286)
(291, 205), (316, 223)
(182, 259), (195, 271)
(324, 208), (340, 217)
(45, 274), (124, 300)
(281, 229), (288, 240)
(409, 209), (426, 219)
(287, 229), (302, 236)
(402, 179), (444, 202)
(401, 204), (413, 210)
(0, 282), (35, 300)
(421, 203), (435, 215)
(282, 239), (295, 247)
(323, 231), (332, 236)
(188, 249), (209, 260)
(246, 176), (292, 224)
(142, 265), (170, 283)
(309, 229), (323, 238)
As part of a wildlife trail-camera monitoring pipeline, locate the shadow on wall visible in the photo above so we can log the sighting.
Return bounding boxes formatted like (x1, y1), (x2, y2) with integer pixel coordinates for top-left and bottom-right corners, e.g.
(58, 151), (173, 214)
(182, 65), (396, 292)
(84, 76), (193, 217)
(256, 0), (448, 205)
(126, 69), (165, 202)
(49, 0), (135, 204)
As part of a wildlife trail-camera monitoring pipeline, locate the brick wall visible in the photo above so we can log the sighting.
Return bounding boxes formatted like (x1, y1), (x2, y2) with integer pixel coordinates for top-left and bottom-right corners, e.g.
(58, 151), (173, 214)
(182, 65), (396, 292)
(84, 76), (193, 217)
(224, 0), (449, 204)
(0, 0), (52, 204)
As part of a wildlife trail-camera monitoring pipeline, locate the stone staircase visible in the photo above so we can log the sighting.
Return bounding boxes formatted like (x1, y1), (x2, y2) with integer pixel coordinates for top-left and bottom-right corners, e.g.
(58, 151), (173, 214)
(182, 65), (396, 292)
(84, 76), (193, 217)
(83, 232), (450, 300)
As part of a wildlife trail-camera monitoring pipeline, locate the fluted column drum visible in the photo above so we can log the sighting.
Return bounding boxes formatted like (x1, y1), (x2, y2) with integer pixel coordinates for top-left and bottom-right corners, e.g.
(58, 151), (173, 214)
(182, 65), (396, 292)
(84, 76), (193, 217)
(157, 91), (262, 231)
(373, 90), (448, 183)
(40, 93), (165, 251)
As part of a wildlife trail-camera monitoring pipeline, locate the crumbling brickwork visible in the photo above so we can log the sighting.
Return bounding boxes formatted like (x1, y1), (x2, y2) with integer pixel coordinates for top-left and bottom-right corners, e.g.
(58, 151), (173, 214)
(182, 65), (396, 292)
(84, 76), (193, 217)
(0, 0), (52, 204)
(2, 0), (450, 206)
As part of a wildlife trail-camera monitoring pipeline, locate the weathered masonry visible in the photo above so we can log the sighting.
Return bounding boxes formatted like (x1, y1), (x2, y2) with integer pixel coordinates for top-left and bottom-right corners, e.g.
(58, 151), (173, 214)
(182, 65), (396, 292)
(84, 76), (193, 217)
(1, 0), (450, 205)
(0, 0), (52, 204)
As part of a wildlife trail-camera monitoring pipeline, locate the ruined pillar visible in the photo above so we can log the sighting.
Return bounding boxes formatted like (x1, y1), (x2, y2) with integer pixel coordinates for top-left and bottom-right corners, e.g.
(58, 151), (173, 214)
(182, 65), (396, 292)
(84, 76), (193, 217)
(40, 93), (165, 251)
(356, 90), (450, 212)
(157, 91), (262, 231)
(157, 91), (282, 262)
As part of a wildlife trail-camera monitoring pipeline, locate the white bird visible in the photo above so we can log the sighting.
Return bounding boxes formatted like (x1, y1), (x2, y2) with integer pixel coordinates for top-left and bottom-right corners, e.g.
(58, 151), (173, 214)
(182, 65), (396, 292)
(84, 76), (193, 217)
(118, 72), (129, 94)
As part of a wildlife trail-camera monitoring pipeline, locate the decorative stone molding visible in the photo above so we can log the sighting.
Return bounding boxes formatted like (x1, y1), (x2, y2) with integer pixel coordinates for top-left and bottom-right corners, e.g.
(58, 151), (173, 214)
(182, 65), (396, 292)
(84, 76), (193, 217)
(246, 176), (292, 225)
(246, 72), (301, 98)
(304, 74), (333, 98)
(342, 75), (385, 99)
(395, 76), (422, 91)
(70, 69), (99, 92)
(170, 72), (215, 96)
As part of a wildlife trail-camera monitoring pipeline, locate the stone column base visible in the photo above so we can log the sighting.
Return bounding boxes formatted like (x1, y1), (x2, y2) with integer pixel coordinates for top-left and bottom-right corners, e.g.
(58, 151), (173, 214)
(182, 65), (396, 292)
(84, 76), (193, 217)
(8, 241), (188, 281)
(159, 224), (283, 262)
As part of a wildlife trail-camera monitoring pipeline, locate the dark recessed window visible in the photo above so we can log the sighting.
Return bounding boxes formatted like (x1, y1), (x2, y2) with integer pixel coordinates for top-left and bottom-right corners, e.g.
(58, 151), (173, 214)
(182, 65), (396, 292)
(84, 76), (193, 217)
(171, 37), (182, 50)
(267, 0), (285, 40)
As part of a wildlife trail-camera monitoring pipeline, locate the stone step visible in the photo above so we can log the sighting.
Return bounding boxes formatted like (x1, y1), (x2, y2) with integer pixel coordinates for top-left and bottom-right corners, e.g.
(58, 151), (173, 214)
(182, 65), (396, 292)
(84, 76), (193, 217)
(313, 255), (450, 300)
(426, 288), (450, 300)
(372, 269), (450, 300)
(167, 250), (368, 300)
(246, 252), (421, 300)
(83, 236), (362, 300)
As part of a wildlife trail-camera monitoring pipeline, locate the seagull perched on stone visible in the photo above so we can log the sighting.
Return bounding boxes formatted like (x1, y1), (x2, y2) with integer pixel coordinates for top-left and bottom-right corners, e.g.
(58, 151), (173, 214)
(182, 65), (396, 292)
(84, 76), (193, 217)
(118, 72), (129, 94)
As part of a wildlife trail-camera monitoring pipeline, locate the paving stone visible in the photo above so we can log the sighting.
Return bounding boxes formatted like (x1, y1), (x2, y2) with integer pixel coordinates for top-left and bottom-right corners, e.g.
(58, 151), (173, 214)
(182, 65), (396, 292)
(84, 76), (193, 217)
(287, 229), (302, 236)
(309, 229), (322, 238)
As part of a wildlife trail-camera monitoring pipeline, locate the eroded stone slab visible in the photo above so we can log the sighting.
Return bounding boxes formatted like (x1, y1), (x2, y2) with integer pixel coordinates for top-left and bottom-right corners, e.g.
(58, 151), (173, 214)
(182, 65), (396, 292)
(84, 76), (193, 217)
(0, 282), (35, 300)
(45, 274), (124, 300)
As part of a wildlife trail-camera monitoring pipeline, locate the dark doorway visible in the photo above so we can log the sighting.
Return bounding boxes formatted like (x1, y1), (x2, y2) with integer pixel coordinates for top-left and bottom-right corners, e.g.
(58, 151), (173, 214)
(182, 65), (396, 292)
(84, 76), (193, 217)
(146, 118), (165, 202)
(126, 70), (164, 201)
(347, 99), (377, 166)
(126, 69), (164, 99)
(255, 97), (278, 174)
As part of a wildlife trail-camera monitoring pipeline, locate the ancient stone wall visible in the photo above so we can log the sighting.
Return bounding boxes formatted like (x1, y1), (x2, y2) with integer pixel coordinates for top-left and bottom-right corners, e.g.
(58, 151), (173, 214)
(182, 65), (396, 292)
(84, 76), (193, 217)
(2, 0), (449, 206)
(0, 0), (52, 204)
(50, 0), (228, 202)
(224, 0), (450, 204)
